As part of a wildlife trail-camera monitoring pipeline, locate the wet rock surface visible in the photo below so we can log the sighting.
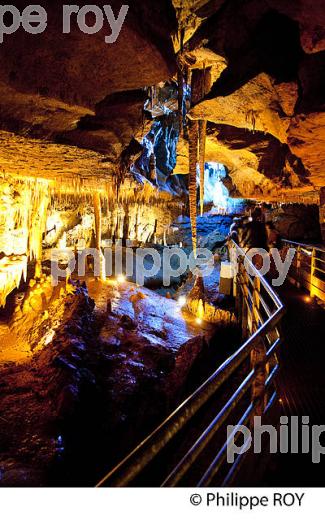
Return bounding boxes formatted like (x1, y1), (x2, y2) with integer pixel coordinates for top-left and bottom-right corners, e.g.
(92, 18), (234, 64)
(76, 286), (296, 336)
(0, 279), (218, 486)
(0, 284), (95, 486)
(166, 214), (232, 248)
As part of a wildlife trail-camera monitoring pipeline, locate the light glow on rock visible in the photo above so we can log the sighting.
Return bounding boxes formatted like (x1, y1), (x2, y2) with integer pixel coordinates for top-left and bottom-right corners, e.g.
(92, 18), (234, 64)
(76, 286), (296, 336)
(0, 255), (27, 307)
(177, 295), (187, 306)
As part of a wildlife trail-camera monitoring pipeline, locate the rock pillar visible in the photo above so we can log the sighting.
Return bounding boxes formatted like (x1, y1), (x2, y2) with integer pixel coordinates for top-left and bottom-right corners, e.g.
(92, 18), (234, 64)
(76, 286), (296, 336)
(320, 187), (325, 243)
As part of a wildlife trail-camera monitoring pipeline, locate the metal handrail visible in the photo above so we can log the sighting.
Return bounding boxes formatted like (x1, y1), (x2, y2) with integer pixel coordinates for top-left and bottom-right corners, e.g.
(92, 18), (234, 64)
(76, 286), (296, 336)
(198, 366), (279, 487)
(97, 242), (285, 487)
(282, 239), (325, 301)
(282, 239), (325, 254)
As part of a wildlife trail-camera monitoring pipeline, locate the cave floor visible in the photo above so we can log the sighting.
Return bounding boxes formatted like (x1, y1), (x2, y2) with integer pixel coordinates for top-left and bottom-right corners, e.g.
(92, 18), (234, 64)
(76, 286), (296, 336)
(0, 324), (24, 365)
(86, 277), (212, 339)
(0, 277), (226, 486)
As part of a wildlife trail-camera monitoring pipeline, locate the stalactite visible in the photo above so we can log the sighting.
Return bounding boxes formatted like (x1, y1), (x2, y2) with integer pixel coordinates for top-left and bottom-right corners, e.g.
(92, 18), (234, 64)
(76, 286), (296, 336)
(93, 192), (102, 251)
(191, 66), (211, 106)
(149, 152), (157, 185)
(150, 86), (154, 110)
(135, 206), (140, 241)
(0, 256), (27, 307)
(184, 65), (190, 91)
(188, 119), (199, 256)
(202, 61), (206, 99)
(180, 26), (185, 54)
(177, 63), (184, 136)
(199, 119), (207, 216)
(122, 205), (130, 246)
(0, 177), (50, 290)
(246, 109), (257, 132)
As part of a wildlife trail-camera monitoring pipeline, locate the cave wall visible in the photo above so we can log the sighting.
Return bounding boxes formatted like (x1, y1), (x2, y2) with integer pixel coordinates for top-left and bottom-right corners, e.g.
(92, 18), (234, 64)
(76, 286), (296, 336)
(0, 0), (178, 181)
(0, 0), (323, 203)
(0, 0), (324, 297)
(176, 0), (325, 203)
(271, 204), (322, 242)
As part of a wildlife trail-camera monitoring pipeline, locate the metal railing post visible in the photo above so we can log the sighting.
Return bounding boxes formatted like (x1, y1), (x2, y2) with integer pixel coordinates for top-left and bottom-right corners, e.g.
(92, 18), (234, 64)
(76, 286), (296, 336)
(282, 239), (325, 302)
(252, 276), (261, 332)
(296, 245), (301, 288)
(310, 247), (316, 297)
(250, 276), (267, 418)
(235, 256), (243, 328)
(241, 259), (249, 339)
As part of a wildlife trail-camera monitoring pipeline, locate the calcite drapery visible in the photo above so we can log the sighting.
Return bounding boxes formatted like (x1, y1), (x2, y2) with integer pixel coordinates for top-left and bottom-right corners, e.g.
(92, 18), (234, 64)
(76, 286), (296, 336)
(0, 255), (27, 307)
(0, 177), (50, 305)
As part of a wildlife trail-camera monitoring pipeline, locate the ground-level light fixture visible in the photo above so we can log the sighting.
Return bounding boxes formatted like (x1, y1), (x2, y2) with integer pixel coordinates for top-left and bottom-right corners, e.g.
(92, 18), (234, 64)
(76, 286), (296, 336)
(178, 295), (187, 307)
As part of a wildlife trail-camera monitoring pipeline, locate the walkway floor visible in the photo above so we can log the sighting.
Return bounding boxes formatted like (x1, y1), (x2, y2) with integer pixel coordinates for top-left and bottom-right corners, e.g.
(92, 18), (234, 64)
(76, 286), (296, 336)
(238, 283), (325, 486)
(277, 284), (325, 424)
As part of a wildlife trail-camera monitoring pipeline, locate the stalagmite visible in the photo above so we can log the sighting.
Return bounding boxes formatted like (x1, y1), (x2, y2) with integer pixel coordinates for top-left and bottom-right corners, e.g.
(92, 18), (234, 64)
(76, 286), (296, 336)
(188, 118), (199, 256)
(199, 119), (207, 216)
(28, 181), (50, 279)
(93, 191), (106, 280)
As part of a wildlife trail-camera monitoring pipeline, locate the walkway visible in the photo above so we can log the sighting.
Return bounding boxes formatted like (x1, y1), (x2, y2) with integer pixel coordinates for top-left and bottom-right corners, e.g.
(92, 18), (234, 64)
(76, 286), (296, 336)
(237, 282), (325, 486)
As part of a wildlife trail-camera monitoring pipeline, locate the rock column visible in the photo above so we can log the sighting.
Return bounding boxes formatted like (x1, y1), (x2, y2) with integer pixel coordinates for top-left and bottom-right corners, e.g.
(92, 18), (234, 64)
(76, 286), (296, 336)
(320, 187), (325, 243)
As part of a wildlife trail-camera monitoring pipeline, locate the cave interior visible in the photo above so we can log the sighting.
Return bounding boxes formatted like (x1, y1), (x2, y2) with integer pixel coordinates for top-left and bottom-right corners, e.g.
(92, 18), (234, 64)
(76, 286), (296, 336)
(0, 0), (324, 487)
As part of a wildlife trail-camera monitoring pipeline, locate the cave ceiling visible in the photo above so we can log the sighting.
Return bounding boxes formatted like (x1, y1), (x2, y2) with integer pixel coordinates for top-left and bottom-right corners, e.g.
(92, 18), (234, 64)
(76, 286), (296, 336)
(0, 0), (324, 202)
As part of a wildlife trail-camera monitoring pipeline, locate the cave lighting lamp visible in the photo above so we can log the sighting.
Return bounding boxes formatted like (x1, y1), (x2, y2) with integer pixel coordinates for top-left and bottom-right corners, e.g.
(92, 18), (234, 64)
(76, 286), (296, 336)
(178, 295), (187, 307)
